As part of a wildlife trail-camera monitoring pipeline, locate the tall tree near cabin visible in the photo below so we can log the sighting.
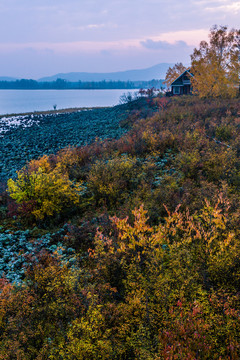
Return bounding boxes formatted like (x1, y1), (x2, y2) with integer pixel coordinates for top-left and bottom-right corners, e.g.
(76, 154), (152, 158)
(191, 25), (240, 98)
(164, 62), (187, 88)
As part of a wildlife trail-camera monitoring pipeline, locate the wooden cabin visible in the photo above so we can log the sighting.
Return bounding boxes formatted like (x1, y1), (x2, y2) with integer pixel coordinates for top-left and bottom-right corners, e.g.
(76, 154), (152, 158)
(170, 69), (194, 95)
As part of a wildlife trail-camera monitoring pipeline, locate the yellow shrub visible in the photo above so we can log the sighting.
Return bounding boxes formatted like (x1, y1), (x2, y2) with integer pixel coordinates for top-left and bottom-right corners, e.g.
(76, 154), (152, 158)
(8, 166), (84, 220)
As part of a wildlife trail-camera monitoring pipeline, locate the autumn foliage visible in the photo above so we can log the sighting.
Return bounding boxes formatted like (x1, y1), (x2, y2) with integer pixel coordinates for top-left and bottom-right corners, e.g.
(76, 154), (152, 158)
(191, 25), (240, 98)
(164, 62), (187, 88)
(0, 199), (240, 358)
(7, 153), (85, 221)
(1, 94), (240, 358)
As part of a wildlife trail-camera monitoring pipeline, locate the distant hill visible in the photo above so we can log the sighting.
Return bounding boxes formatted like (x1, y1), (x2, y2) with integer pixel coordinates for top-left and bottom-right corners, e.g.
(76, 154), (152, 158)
(0, 76), (18, 81)
(38, 63), (173, 82)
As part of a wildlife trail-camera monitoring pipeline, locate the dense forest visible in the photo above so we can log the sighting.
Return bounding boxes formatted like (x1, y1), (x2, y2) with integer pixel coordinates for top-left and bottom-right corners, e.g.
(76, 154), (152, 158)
(0, 78), (164, 90)
(0, 94), (240, 359)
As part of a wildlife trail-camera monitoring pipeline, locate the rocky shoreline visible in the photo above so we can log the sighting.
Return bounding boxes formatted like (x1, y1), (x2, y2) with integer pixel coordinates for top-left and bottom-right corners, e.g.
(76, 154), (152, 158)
(0, 104), (130, 182)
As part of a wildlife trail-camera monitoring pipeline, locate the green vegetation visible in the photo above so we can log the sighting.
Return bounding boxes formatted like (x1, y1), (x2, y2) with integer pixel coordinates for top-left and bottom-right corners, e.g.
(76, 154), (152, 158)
(0, 93), (240, 358)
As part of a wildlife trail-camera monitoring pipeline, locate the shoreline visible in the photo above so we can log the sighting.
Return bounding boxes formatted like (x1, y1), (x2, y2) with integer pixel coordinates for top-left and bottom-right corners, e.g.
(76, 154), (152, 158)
(0, 105), (129, 181)
(0, 106), (110, 119)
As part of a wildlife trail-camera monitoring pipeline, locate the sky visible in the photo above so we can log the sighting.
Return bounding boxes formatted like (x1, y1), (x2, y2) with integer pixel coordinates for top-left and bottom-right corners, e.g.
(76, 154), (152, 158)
(0, 0), (240, 78)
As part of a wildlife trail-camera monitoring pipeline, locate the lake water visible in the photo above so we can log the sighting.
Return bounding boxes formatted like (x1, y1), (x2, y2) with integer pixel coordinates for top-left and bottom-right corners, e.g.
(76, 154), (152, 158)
(0, 89), (138, 115)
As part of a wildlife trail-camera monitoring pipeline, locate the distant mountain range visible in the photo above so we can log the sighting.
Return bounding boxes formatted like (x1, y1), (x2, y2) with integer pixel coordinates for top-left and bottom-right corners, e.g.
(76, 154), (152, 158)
(0, 63), (174, 83)
(38, 63), (173, 82)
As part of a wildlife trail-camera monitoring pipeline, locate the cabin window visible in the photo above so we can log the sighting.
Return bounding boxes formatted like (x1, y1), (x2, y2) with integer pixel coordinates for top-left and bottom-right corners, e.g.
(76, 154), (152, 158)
(173, 86), (180, 94)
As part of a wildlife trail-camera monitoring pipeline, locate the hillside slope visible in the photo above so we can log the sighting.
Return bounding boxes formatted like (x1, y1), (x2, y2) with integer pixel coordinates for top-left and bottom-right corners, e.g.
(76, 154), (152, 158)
(0, 96), (240, 359)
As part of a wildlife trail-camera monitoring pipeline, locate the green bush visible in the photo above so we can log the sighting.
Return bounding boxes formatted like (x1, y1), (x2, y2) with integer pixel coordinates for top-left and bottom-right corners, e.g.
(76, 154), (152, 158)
(88, 155), (140, 208)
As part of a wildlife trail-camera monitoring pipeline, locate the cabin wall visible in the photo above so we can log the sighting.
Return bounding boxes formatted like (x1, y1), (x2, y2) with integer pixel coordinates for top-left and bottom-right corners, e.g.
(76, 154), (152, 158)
(171, 85), (191, 95)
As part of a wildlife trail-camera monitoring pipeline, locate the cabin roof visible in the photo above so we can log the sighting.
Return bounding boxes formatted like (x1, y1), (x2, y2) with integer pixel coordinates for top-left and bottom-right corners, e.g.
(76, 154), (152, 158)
(171, 69), (194, 86)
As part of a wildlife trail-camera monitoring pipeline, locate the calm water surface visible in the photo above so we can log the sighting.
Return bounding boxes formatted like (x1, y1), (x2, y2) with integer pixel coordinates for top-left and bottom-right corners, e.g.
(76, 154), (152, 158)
(0, 89), (138, 114)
